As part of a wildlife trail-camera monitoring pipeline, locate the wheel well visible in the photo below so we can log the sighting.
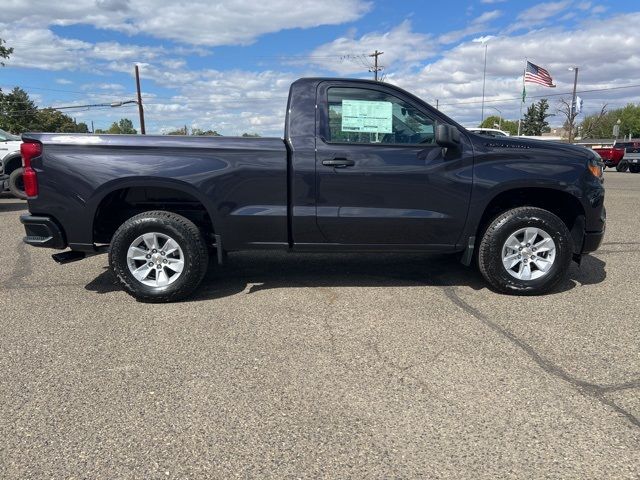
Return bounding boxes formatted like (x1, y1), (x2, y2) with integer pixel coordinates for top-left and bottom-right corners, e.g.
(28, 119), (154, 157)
(3, 155), (22, 175)
(93, 186), (214, 244)
(477, 188), (585, 240)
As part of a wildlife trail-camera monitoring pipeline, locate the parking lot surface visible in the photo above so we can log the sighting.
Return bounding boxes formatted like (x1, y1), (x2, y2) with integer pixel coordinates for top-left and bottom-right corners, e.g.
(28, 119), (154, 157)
(1, 171), (639, 479)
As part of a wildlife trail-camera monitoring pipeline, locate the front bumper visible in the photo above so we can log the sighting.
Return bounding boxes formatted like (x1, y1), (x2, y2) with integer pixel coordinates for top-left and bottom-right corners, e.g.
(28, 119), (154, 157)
(582, 230), (605, 253)
(20, 215), (67, 249)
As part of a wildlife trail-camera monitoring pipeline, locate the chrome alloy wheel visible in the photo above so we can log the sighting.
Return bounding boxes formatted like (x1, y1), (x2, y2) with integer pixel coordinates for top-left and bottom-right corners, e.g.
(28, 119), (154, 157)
(126, 232), (185, 287)
(501, 227), (557, 281)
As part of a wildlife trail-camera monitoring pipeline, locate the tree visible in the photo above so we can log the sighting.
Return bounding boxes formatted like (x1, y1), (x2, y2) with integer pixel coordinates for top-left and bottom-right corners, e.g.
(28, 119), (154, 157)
(578, 104), (640, 139)
(241, 132), (260, 137)
(0, 38), (12, 67)
(579, 104), (608, 139)
(191, 128), (222, 136)
(97, 118), (137, 134)
(35, 108), (89, 133)
(0, 87), (40, 133)
(557, 97), (582, 141)
(165, 127), (188, 135)
(521, 99), (552, 136)
(479, 115), (519, 136)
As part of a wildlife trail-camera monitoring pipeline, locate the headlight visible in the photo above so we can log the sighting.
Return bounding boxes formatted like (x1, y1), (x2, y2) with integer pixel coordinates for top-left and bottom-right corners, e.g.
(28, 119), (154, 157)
(588, 155), (604, 179)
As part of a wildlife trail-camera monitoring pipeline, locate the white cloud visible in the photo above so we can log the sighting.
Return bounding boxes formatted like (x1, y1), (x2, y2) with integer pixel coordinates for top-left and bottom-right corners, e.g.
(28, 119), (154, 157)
(0, 0), (370, 47)
(439, 10), (502, 44)
(1, 27), (165, 71)
(506, 1), (571, 32)
(55, 78), (73, 85)
(307, 21), (435, 75)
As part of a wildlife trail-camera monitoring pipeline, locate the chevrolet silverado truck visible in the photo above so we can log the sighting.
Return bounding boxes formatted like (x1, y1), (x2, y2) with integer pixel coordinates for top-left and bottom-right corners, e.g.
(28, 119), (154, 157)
(19, 78), (606, 302)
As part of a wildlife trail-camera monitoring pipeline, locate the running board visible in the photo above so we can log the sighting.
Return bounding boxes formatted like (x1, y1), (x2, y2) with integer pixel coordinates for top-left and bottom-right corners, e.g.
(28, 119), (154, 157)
(52, 250), (88, 264)
(52, 245), (108, 264)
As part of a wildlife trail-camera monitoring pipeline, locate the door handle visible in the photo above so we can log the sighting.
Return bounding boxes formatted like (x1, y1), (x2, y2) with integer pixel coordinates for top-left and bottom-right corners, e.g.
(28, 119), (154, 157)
(322, 158), (355, 168)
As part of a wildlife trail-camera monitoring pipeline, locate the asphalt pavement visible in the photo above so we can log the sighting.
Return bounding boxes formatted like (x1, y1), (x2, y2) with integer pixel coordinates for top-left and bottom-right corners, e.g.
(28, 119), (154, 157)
(0, 171), (638, 479)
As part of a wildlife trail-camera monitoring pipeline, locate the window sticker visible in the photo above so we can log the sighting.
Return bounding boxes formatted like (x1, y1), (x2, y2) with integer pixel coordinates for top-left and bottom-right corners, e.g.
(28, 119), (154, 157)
(341, 100), (393, 133)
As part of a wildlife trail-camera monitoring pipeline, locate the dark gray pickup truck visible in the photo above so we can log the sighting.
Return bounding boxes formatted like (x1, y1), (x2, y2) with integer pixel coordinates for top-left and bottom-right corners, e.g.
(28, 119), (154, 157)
(20, 78), (605, 301)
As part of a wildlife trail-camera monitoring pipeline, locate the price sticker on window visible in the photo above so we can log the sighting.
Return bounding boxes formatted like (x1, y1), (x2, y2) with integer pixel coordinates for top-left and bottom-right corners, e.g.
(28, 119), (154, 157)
(341, 100), (393, 133)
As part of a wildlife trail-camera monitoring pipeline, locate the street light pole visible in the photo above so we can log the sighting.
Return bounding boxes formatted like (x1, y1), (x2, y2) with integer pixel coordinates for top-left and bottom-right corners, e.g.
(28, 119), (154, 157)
(488, 106), (502, 130)
(568, 66), (579, 143)
(481, 42), (488, 124)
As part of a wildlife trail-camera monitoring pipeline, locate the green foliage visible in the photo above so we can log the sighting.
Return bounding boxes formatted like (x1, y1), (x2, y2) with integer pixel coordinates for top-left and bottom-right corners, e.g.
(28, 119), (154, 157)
(35, 108), (90, 133)
(580, 104), (640, 139)
(165, 127), (188, 135)
(96, 118), (137, 134)
(521, 99), (552, 136)
(0, 87), (40, 133)
(191, 128), (222, 136)
(241, 132), (260, 137)
(0, 87), (91, 134)
(479, 115), (519, 136)
(0, 38), (12, 67)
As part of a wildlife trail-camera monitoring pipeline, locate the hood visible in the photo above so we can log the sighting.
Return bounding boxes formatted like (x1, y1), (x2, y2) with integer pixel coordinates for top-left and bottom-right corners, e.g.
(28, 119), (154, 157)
(468, 133), (595, 161)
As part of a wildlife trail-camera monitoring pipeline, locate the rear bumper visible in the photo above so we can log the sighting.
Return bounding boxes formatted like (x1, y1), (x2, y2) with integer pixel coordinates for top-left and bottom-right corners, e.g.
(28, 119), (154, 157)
(20, 215), (67, 249)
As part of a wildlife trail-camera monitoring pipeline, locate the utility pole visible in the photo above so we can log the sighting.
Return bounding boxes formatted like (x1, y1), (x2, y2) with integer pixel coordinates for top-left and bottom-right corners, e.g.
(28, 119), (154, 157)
(91, 120), (94, 133)
(436, 99), (439, 110)
(369, 50), (384, 81)
(135, 64), (146, 135)
(568, 66), (579, 143)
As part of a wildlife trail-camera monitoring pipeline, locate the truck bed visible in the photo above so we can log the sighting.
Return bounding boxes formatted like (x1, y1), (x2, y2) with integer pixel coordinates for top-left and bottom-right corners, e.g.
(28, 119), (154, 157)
(24, 133), (289, 251)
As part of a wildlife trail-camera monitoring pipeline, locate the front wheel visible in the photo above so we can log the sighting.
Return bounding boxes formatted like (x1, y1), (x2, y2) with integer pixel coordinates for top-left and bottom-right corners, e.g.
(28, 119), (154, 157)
(478, 207), (573, 295)
(8, 168), (27, 199)
(109, 211), (209, 302)
(616, 161), (629, 172)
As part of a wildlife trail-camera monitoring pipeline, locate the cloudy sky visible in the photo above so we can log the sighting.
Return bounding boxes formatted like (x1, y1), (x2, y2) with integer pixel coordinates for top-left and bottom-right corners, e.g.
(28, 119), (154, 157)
(1, 0), (639, 135)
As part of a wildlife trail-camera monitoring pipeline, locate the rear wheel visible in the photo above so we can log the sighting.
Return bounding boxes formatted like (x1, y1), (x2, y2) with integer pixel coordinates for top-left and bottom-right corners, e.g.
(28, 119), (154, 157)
(629, 164), (640, 173)
(616, 161), (629, 172)
(8, 168), (26, 199)
(109, 211), (209, 302)
(478, 207), (573, 295)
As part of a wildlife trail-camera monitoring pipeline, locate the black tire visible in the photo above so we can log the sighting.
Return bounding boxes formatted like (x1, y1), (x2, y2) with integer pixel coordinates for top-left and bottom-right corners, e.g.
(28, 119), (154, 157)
(109, 211), (209, 302)
(8, 167), (27, 199)
(616, 161), (629, 172)
(478, 207), (573, 295)
(629, 164), (640, 173)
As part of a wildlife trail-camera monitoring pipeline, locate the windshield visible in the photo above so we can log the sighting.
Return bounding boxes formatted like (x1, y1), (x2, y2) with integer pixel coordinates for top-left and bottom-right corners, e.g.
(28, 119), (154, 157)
(0, 129), (20, 142)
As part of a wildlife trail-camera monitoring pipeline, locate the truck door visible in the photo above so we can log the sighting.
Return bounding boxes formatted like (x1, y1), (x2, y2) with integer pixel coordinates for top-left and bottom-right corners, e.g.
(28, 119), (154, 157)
(314, 81), (473, 247)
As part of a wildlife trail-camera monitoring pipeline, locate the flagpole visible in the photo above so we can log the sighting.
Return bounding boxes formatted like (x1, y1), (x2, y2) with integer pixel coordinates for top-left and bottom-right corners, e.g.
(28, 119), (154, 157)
(518, 58), (526, 136)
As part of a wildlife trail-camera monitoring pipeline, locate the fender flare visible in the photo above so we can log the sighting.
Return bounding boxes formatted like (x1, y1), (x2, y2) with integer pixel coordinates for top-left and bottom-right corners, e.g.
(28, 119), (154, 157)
(88, 176), (221, 235)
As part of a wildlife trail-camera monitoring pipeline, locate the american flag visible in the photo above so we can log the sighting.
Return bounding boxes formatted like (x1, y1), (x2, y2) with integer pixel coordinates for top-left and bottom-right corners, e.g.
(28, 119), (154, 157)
(524, 61), (556, 87)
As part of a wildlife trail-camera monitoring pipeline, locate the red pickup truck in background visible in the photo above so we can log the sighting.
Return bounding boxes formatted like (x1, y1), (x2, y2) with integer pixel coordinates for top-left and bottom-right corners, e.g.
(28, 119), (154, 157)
(591, 144), (627, 171)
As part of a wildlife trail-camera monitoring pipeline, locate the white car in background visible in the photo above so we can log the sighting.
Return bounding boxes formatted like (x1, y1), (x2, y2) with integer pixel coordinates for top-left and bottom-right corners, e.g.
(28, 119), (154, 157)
(467, 127), (510, 137)
(0, 128), (25, 199)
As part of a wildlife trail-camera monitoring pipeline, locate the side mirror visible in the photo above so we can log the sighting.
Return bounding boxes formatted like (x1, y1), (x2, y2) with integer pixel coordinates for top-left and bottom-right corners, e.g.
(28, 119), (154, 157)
(435, 124), (460, 149)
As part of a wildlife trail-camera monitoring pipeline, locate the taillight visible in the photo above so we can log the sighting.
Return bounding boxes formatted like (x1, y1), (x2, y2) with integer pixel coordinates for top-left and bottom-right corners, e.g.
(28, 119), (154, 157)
(20, 141), (42, 198)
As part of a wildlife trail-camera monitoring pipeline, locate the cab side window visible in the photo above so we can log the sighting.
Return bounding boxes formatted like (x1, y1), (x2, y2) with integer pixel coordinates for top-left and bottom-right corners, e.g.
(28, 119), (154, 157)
(327, 87), (437, 145)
